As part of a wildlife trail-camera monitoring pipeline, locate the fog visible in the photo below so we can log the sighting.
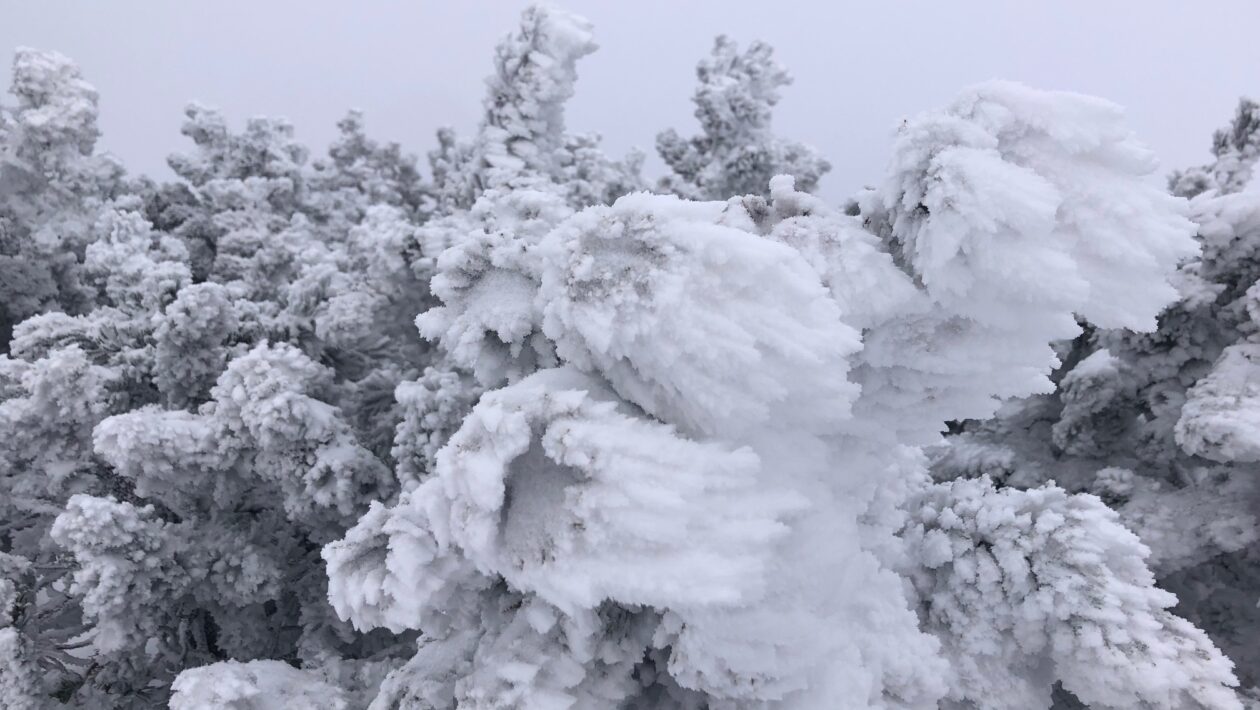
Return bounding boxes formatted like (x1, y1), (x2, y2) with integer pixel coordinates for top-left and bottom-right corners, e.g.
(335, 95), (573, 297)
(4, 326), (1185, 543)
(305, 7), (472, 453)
(4, 1), (1258, 200)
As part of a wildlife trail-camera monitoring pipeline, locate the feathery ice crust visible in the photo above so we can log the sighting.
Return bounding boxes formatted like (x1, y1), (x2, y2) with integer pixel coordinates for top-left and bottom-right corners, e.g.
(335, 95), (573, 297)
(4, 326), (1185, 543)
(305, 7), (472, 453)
(0, 5), (1244, 708)
(325, 67), (1224, 707)
(933, 93), (1260, 700)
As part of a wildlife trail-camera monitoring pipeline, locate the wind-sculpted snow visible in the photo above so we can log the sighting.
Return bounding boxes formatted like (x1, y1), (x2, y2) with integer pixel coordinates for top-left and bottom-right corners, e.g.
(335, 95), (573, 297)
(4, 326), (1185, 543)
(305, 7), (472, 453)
(657, 36), (830, 200)
(417, 217), (558, 386)
(416, 177), (578, 389)
(882, 81), (1196, 333)
(852, 81), (1198, 447)
(1177, 343), (1260, 462)
(324, 366), (814, 706)
(0, 6), (1245, 708)
(538, 193), (862, 438)
(761, 177), (922, 330)
(328, 368), (800, 625)
(931, 95), (1260, 699)
(170, 660), (350, 710)
(325, 76), (1219, 705)
(335, 190), (952, 708)
(904, 477), (1241, 710)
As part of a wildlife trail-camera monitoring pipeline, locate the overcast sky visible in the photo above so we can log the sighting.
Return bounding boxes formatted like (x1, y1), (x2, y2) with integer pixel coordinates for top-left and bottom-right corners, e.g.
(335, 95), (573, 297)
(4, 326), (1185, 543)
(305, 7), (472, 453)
(3, 2), (1259, 202)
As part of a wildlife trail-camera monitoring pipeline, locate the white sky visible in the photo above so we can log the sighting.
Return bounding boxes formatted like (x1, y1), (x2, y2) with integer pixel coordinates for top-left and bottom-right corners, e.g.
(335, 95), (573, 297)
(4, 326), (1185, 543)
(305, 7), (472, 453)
(3, 1), (1259, 201)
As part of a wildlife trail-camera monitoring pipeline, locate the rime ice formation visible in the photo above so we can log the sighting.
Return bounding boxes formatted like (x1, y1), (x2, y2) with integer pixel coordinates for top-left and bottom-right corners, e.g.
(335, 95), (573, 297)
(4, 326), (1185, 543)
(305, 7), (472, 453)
(0, 5), (1248, 709)
(936, 96), (1260, 704)
(327, 73), (1232, 708)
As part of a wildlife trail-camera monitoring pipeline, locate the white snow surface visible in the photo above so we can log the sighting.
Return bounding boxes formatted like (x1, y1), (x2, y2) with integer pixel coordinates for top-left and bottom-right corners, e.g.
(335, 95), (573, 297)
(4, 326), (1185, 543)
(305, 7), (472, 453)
(322, 78), (1221, 709)
(0, 8), (1243, 709)
(169, 660), (350, 710)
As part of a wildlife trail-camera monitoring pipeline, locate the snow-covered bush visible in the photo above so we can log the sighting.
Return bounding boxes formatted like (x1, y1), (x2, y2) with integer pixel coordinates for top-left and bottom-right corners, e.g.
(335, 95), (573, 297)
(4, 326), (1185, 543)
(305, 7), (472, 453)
(904, 477), (1238, 709)
(0, 4), (1250, 709)
(657, 35), (830, 200)
(325, 55), (1234, 706)
(169, 660), (350, 710)
(936, 96), (1260, 700)
(0, 44), (439, 705)
(0, 48), (125, 348)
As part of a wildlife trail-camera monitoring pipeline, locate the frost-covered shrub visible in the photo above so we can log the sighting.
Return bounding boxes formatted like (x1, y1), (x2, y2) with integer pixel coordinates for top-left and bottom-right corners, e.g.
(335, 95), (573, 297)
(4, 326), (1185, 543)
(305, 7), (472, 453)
(0, 48), (125, 347)
(0, 45), (438, 706)
(904, 477), (1239, 710)
(936, 96), (1260, 698)
(657, 35), (830, 200)
(0, 5), (1249, 709)
(325, 57), (1230, 707)
(169, 659), (350, 710)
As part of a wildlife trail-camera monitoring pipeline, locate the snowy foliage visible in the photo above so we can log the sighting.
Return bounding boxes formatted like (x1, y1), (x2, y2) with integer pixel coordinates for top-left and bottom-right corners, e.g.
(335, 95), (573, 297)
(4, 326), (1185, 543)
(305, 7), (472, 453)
(426, 4), (642, 214)
(0, 5), (1251, 709)
(0, 41), (438, 706)
(904, 477), (1239, 710)
(0, 47), (124, 347)
(1171, 98), (1260, 198)
(657, 36), (830, 200)
(169, 660), (350, 710)
(328, 47), (1224, 706)
(936, 95), (1260, 701)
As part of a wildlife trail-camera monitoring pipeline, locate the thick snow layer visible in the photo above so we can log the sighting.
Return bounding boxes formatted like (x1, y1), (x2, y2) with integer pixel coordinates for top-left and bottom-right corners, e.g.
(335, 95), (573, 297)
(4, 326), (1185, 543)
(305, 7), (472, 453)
(905, 477), (1242, 710)
(1177, 343), (1260, 462)
(538, 192), (862, 439)
(170, 660), (349, 710)
(0, 11), (1243, 708)
(324, 83), (1214, 705)
(883, 80), (1196, 333)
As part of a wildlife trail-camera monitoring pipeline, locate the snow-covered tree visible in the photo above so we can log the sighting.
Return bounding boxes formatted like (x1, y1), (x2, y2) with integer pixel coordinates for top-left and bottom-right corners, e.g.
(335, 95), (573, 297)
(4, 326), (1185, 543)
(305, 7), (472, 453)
(1, 7), (1253, 709)
(308, 109), (432, 229)
(904, 477), (1238, 709)
(169, 659), (350, 710)
(936, 96), (1260, 702)
(1171, 98), (1260, 198)
(0, 48), (126, 349)
(0, 45), (445, 706)
(50, 341), (411, 704)
(397, 3), (637, 492)
(656, 35), (830, 200)
(162, 103), (310, 295)
(425, 4), (642, 219)
(325, 66), (1237, 707)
